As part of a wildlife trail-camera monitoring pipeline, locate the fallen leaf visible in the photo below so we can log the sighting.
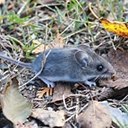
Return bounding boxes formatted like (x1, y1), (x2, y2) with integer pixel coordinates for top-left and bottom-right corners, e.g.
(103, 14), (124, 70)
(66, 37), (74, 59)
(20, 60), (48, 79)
(32, 40), (50, 54)
(98, 49), (128, 100)
(107, 49), (128, 89)
(37, 87), (53, 98)
(77, 101), (112, 128)
(0, 0), (5, 5)
(32, 30), (64, 54)
(110, 79), (128, 89)
(32, 108), (65, 127)
(63, 122), (72, 128)
(101, 101), (128, 128)
(101, 18), (128, 38)
(0, 77), (32, 125)
(15, 121), (38, 128)
(51, 30), (64, 48)
(52, 83), (73, 102)
(97, 87), (128, 100)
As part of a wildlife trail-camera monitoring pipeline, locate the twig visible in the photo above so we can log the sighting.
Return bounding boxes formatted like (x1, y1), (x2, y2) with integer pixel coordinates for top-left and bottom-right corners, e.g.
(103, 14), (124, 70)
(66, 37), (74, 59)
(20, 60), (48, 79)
(63, 95), (76, 111)
(63, 28), (86, 39)
(88, 2), (100, 20)
(0, 74), (9, 83)
(17, 0), (31, 15)
(75, 97), (80, 120)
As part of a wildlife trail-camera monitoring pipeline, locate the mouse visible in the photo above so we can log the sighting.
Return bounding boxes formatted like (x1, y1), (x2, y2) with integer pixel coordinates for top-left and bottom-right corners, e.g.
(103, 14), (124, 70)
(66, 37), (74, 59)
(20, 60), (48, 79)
(0, 45), (115, 88)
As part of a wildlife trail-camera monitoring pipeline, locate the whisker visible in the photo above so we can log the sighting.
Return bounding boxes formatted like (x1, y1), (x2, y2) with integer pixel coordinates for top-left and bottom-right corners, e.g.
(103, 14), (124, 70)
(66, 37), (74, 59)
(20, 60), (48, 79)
(94, 75), (100, 81)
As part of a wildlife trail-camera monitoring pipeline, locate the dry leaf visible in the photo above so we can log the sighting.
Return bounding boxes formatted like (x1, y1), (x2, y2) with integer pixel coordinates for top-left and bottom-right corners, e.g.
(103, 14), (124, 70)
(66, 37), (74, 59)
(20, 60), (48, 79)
(63, 122), (72, 128)
(0, 0), (5, 5)
(37, 87), (53, 98)
(15, 121), (38, 128)
(52, 83), (73, 102)
(107, 49), (128, 89)
(101, 18), (128, 38)
(51, 30), (64, 48)
(97, 87), (128, 100)
(98, 49), (128, 100)
(32, 108), (65, 127)
(77, 101), (112, 128)
(32, 40), (50, 54)
(0, 77), (32, 124)
(109, 79), (128, 89)
(101, 101), (128, 127)
(32, 30), (64, 54)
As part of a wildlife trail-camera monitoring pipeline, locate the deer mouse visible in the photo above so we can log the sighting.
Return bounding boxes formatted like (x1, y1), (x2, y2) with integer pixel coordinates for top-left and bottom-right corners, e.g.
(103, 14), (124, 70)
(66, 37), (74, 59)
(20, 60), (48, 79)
(0, 45), (115, 87)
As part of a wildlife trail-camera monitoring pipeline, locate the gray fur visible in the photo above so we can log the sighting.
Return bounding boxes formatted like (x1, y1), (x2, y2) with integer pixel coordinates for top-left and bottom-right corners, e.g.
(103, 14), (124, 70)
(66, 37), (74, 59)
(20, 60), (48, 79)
(0, 45), (115, 87)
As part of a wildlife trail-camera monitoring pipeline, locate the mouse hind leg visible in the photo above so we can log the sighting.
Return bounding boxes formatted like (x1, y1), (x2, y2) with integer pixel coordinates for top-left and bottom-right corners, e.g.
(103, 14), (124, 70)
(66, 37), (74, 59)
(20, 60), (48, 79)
(39, 77), (55, 88)
(36, 77), (55, 98)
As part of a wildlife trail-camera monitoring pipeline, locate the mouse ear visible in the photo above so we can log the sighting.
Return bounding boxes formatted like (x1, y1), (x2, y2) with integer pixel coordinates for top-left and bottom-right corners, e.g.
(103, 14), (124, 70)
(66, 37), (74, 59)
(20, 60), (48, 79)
(77, 44), (91, 50)
(74, 50), (90, 69)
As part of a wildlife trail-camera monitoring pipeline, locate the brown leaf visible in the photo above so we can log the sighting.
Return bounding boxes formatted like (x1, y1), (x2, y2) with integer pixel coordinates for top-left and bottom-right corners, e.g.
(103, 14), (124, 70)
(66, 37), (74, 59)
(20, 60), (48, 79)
(63, 122), (72, 128)
(0, 77), (32, 124)
(52, 83), (73, 102)
(15, 121), (38, 128)
(37, 87), (53, 98)
(51, 30), (64, 48)
(109, 79), (128, 89)
(97, 87), (128, 100)
(77, 101), (112, 128)
(32, 31), (64, 54)
(32, 40), (50, 54)
(32, 108), (65, 127)
(98, 49), (128, 100)
(0, 0), (5, 5)
(107, 49), (128, 89)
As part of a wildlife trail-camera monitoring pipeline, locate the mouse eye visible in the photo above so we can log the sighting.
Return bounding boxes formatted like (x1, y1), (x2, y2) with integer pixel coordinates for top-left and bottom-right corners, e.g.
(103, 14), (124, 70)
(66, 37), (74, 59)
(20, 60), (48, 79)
(97, 64), (104, 72)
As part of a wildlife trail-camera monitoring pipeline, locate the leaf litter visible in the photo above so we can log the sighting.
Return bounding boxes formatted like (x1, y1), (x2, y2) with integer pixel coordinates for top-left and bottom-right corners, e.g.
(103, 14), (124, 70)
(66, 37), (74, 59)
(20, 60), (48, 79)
(32, 108), (65, 128)
(107, 49), (128, 89)
(52, 83), (73, 102)
(77, 101), (112, 128)
(1, 35), (128, 128)
(98, 48), (128, 100)
(0, 0), (128, 128)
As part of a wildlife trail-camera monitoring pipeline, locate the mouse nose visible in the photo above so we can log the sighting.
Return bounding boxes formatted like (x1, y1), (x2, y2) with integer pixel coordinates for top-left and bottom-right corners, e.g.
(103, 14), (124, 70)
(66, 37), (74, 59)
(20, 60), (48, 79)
(110, 68), (116, 77)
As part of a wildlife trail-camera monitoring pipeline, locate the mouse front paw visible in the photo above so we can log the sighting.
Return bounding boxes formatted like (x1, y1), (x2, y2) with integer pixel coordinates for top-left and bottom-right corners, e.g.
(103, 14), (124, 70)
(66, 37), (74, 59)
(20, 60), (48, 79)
(84, 80), (96, 88)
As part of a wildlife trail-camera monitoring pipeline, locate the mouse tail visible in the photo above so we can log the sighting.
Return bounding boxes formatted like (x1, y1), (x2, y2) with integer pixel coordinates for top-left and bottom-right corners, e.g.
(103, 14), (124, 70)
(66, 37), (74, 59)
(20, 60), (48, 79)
(0, 53), (31, 69)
